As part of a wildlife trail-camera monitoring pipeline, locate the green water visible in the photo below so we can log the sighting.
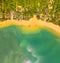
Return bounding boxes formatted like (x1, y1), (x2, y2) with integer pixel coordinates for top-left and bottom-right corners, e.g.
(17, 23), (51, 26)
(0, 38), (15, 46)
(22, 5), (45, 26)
(0, 26), (60, 63)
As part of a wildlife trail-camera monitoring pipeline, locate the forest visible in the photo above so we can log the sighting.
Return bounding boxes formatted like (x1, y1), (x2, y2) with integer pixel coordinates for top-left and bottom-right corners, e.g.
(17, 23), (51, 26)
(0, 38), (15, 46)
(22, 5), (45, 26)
(0, 0), (60, 25)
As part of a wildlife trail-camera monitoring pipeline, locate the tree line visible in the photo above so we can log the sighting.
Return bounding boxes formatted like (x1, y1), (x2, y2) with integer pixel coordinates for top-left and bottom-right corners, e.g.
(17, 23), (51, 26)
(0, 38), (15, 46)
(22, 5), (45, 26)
(0, 0), (60, 25)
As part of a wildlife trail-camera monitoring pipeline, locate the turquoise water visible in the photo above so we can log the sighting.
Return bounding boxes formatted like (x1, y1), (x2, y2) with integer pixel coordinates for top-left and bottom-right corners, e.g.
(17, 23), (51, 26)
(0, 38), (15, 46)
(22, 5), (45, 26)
(0, 26), (60, 63)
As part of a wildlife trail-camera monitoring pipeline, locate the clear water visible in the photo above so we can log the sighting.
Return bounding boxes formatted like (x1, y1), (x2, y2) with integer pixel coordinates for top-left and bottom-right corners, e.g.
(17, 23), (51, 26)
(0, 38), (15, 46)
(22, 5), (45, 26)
(0, 26), (60, 63)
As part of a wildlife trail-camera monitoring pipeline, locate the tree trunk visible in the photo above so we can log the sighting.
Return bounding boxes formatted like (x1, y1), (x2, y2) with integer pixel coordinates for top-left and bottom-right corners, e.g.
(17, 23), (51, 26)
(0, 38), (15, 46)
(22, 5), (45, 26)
(10, 11), (14, 20)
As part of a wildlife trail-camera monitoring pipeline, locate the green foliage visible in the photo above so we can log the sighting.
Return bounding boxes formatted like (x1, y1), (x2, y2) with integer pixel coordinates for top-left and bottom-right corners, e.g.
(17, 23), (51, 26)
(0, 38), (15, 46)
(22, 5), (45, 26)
(0, 0), (60, 25)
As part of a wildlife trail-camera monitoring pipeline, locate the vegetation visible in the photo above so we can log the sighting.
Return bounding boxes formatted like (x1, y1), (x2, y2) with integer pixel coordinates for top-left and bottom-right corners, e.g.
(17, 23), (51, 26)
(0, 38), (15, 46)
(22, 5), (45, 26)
(0, 0), (60, 25)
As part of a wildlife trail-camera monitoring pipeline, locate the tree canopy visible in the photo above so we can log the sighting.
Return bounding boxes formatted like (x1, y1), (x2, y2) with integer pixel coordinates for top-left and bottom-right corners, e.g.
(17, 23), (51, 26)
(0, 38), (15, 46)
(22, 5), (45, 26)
(0, 0), (60, 25)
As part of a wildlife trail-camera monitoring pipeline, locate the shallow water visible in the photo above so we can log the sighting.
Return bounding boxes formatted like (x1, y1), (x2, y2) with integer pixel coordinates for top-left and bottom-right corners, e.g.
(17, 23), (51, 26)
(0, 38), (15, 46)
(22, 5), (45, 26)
(0, 26), (60, 63)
